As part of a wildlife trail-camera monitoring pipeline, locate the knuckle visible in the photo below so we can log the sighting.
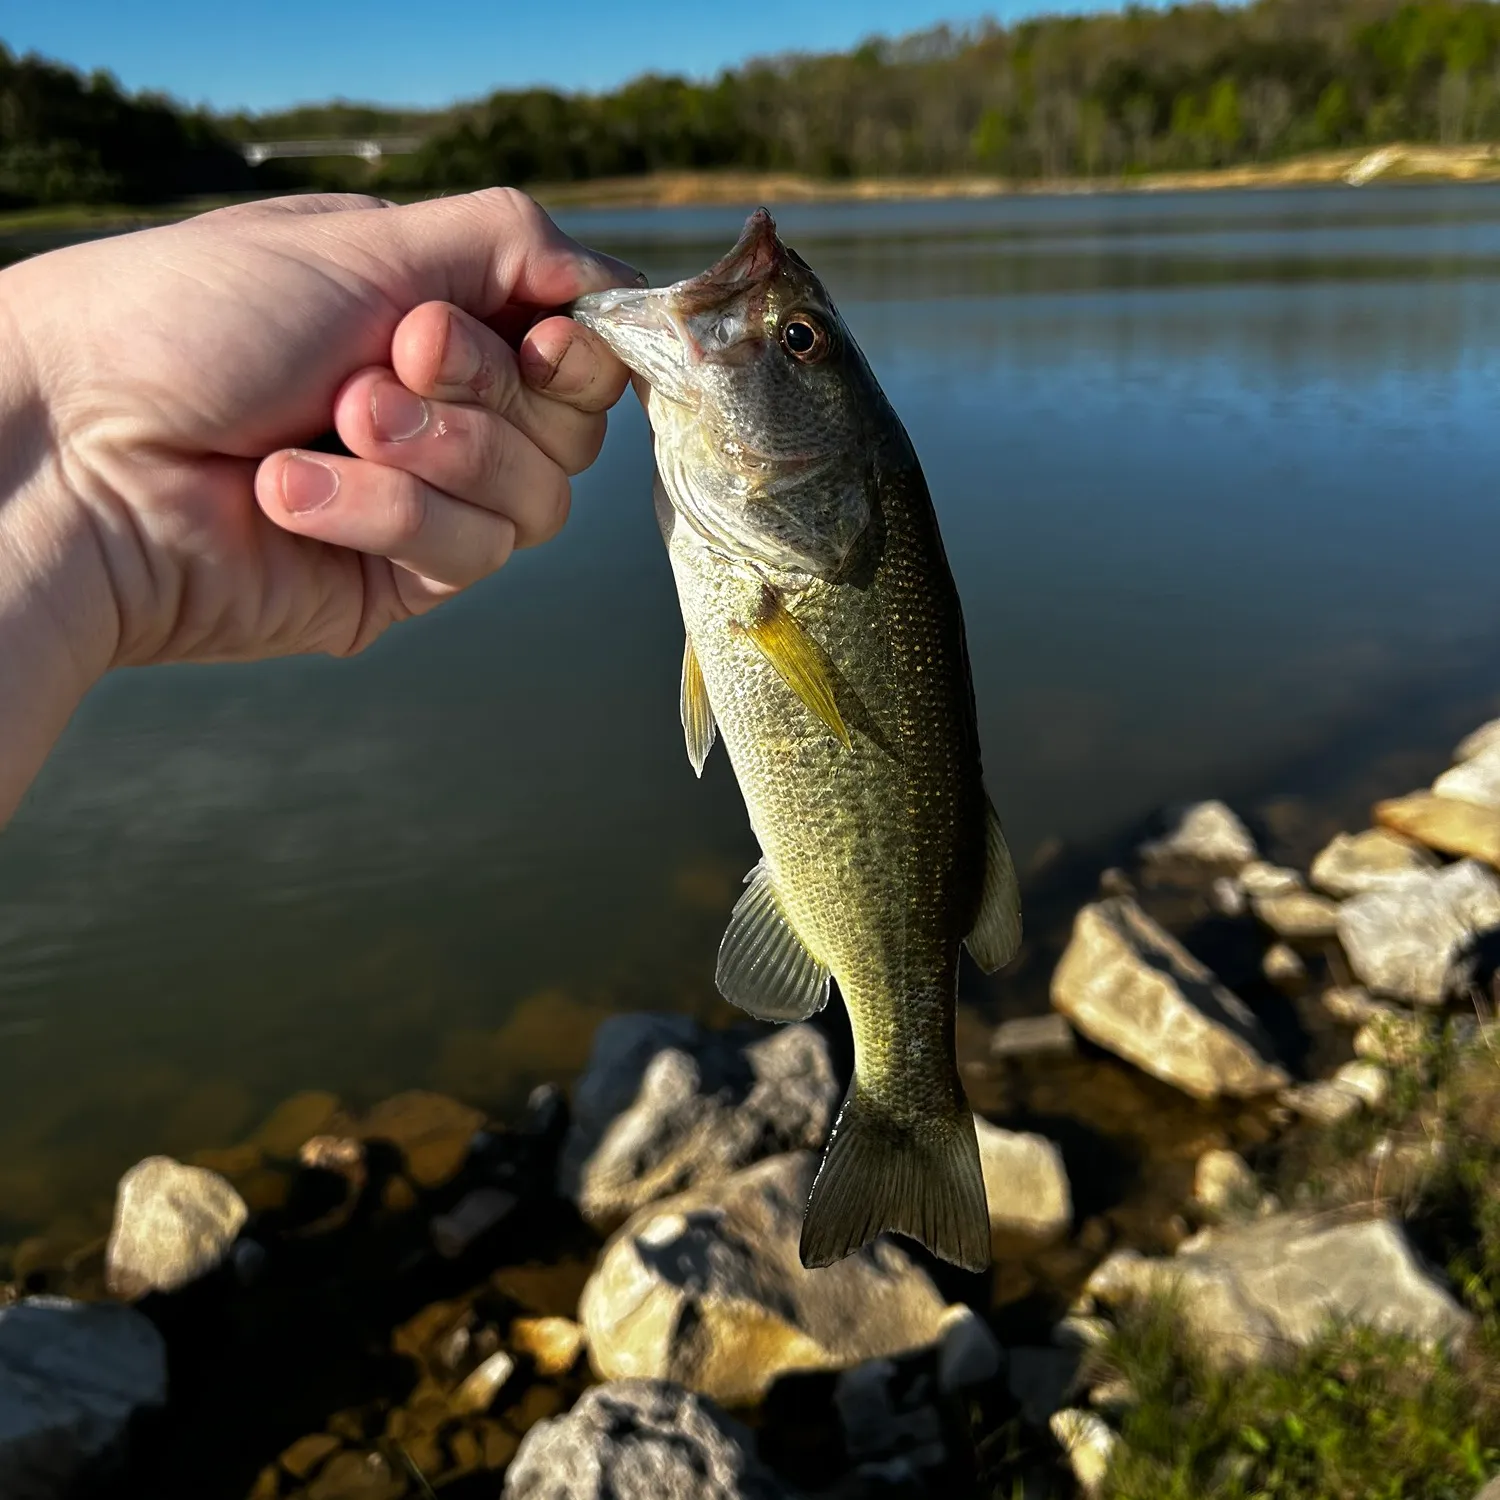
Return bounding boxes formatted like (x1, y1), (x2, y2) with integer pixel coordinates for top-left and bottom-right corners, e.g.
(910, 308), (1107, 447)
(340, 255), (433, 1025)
(387, 475), (430, 546)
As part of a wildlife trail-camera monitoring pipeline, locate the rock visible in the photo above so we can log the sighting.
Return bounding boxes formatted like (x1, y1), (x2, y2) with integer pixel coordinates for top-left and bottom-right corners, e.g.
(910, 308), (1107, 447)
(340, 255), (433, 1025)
(834, 1359), (945, 1468)
(1239, 862), (1303, 897)
(0, 1297), (167, 1500)
(1332, 1061), (1389, 1109)
(105, 1156), (248, 1298)
(305, 1450), (406, 1500)
(1457, 719), (1500, 763)
(1050, 898), (1287, 1100)
(1473, 1475), (1500, 1500)
(1191, 1149), (1258, 1219)
(502, 1379), (790, 1500)
(1338, 860), (1500, 1004)
(512, 1317), (586, 1377)
(975, 1118), (1071, 1245)
(280, 1432), (341, 1480)
(1261, 943), (1306, 985)
(1354, 1010), (1426, 1067)
(1376, 793), (1500, 869)
(990, 1013), (1076, 1060)
(1085, 1213), (1470, 1367)
(1052, 1315), (1111, 1351)
(1310, 830), (1438, 898)
(1050, 1409), (1115, 1495)
(937, 1309), (1003, 1393)
(1139, 801), (1257, 866)
(1319, 986), (1387, 1025)
(430, 1189), (517, 1259)
(1278, 1081), (1363, 1126)
(1007, 1346), (1081, 1424)
(1435, 743), (1500, 810)
(1251, 889), (1341, 940)
(1210, 876), (1246, 917)
(560, 1019), (838, 1231)
(252, 1091), (343, 1158)
(452, 1350), (517, 1415)
(1088, 1377), (1137, 1413)
(357, 1091), (484, 1190)
(578, 1153), (955, 1404)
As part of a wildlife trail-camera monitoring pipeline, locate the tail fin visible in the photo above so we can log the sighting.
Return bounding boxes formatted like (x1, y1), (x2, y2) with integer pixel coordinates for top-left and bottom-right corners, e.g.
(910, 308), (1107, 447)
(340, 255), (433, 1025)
(799, 1084), (991, 1273)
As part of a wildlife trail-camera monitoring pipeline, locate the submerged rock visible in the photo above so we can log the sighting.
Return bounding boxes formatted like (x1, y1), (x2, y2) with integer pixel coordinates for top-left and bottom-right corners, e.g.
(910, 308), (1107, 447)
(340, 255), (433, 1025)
(1310, 829), (1438, 898)
(1139, 801), (1257, 867)
(357, 1091), (484, 1189)
(105, 1156), (248, 1299)
(578, 1152), (955, 1404)
(1050, 898), (1287, 1100)
(1376, 793), (1500, 869)
(559, 1019), (838, 1231)
(502, 1379), (790, 1500)
(1338, 860), (1500, 1005)
(975, 1117), (1071, 1245)
(1085, 1213), (1470, 1367)
(0, 1297), (167, 1500)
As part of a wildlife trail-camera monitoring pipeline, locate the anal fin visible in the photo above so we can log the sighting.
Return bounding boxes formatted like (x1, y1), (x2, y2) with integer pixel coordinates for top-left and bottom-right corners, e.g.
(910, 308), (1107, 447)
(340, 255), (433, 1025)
(716, 859), (831, 1022)
(680, 635), (717, 777)
(965, 795), (1022, 973)
(737, 589), (851, 749)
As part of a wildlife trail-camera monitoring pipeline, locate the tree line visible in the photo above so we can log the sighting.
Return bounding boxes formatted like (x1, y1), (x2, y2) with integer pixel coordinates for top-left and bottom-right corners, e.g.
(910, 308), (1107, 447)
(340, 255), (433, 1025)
(8, 0), (1500, 207)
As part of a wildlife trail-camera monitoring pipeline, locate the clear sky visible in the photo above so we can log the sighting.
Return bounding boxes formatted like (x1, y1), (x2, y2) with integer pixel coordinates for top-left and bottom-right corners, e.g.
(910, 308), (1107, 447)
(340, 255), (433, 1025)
(5, 1), (1147, 115)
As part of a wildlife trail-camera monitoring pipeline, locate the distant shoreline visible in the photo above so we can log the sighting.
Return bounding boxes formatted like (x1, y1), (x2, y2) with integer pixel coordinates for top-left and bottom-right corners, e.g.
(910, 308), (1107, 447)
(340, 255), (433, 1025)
(5, 142), (1500, 243)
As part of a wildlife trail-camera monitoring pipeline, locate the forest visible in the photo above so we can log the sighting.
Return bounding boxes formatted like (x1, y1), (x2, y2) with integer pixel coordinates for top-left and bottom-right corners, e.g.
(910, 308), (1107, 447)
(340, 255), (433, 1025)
(8, 0), (1500, 205)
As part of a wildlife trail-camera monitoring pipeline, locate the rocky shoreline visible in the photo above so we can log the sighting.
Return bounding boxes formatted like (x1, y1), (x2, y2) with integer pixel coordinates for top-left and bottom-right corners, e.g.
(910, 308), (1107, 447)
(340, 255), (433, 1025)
(10, 719), (1500, 1497)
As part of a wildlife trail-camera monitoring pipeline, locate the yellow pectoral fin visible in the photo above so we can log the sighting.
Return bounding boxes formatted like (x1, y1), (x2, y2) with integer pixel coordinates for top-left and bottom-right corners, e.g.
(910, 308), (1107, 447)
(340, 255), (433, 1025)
(736, 591), (852, 750)
(680, 635), (717, 778)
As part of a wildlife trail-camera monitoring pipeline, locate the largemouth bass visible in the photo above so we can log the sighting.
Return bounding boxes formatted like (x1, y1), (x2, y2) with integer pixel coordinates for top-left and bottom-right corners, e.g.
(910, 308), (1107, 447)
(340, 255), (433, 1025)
(571, 210), (1021, 1272)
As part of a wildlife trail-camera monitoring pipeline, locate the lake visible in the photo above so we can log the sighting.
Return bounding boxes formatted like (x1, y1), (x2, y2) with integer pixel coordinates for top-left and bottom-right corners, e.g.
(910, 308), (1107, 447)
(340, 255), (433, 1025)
(4, 184), (1500, 1240)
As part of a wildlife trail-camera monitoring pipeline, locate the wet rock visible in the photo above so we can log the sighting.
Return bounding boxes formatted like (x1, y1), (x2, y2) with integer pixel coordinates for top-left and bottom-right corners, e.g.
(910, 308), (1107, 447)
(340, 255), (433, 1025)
(1310, 830), (1438, 898)
(1261, 943), (1306, 986)
(1338, 860), (1500, 1004)
(1278, 1081), (1363, 1127)
(1139, 801), (1257, 867)
(430, 1188), (517, 1259)
(452, 1350), (516, 1415)
(1239, 862), (1303, 897)
(357, 1091), (484, 1190)
(1085, 1213), (1470, 1367)
(0, 1297), (167, 1500)
(512, 1316), (586, 1377)
(252, 1091), (343, 1158)
(1435, 743), (1500, 810)
(1376, 793), (1500, 869)
(295, 1136), (367, 1234)
(1251, 889), (1341, 940)
(1191, 1149), (1258, 1220)
(1051, 898), (1287, 1100)
(503, 1379), (790, 1500)
(976, 1118), (1071, 1245)
(280, 1432), (341, 1480)
(937, 1309), (1003, 1393)
(1007, 1345), (1081, 1423)
(1050, 1409), (1115, 1495)
(106, 1156), (248, 1298)
(305, 1449), (407, 1500)
(990, 1013), (1076, 1060)
(1332, 1061), (1389, 1109)
(579, 1152), (954, 1404)
(560, 1019), (838, 1231)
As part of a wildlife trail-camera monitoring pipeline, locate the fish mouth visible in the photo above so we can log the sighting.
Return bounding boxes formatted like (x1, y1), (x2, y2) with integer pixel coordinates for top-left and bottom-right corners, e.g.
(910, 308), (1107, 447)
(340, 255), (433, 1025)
(568, 208), (787, 403)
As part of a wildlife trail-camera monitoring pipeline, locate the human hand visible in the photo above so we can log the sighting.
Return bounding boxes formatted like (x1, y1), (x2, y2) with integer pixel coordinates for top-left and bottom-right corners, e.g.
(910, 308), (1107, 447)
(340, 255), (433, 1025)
(0, 187), (637, 676)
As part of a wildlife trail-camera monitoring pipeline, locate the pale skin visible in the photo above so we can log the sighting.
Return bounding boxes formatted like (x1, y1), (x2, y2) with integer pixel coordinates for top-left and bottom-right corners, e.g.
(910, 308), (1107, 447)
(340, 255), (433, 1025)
(0, 188), (638, 825)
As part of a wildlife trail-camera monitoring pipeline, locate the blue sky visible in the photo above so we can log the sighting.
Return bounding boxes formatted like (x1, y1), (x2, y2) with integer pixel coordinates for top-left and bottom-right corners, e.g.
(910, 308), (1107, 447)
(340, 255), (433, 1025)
(6, 1), (1145, 114)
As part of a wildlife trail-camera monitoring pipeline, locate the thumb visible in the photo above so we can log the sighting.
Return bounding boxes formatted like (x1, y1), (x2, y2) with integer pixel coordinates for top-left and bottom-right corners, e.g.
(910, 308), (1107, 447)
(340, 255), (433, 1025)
(349, 187), (642, 321)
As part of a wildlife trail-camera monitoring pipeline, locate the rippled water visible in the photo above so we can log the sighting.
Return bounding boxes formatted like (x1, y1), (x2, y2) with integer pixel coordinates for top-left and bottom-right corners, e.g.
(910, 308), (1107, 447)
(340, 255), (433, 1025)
(5, 185), (1500, 1239)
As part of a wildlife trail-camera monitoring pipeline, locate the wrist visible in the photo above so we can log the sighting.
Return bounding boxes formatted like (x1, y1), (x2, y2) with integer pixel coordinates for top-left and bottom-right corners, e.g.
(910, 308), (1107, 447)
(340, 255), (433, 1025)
(0, 281), (116, 824)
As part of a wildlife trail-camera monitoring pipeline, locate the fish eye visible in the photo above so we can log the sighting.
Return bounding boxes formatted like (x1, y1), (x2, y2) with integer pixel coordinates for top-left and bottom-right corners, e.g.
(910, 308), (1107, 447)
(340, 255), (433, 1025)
(781, 314), (829, 362)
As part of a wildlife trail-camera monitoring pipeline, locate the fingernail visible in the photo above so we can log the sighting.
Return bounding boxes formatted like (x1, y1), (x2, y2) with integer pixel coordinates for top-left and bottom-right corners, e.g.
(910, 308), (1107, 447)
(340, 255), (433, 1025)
(437, 311), (481, 385)
(574, 249), (646, 291)
(282, 453), (340, 515)
(521, 332), (593, 396)
(371, 382), (430, 443)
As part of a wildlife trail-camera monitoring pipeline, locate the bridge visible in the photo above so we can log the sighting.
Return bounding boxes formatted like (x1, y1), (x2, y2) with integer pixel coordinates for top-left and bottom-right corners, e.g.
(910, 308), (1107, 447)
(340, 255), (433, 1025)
(239, 137), (424, 166)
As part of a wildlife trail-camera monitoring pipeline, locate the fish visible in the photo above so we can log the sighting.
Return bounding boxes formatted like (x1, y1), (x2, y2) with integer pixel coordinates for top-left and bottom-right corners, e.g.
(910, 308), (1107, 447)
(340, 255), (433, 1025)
(570, 209), (1021, 1272)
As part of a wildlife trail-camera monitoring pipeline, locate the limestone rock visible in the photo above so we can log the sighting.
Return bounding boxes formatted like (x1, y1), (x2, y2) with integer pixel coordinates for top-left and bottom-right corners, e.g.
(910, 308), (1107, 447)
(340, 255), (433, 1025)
(512, 1317), (586, 1377)
(1251, 889), (1341, 940)
(976, 1117), (1071, 1245)
(1338, 860), (1500, 1004)
(1473, 1474), (1500, 1500)
(1278, 1080), (1363, 1126)
(0, 1297), (167, 1500)
(1210, 876), (1246, 917)
(1435, 743), (1500, 810)
(1050, 1409), (1115, 1495)
(1191, 1149), (1258, 1220)
(502, 1379), (790, 1500)
(1262, 943), (1306, 985)
(1050, 898), (1287, 1100)
(1376, 793), (1500, 869)
(578, 1153), (955, 1405)
(1239, 862), (1303, 897)
(357, 1091), (484, 1189)
(1320, 986), (1388, 1025)
(990, 1013), (1076, 1060)
(106, 1156), (248, 1298)
(1085, 1214), (1470, 1367)
(1310, 830), (1438, 898)
(1332, 1061), (1389, 1109)
(1458, 719), (1500, 763)
(559, 1019), (838, 1231)
(1139, 801), (1257, 866)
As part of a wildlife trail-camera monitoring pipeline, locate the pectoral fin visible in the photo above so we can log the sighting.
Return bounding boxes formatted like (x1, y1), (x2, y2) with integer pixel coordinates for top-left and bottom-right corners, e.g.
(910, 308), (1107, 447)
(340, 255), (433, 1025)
(716, 859), (831, 1022)
(738, 590), (851, 749)
(680, 635), (717, 777)
(965, 796), (1023, 973)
